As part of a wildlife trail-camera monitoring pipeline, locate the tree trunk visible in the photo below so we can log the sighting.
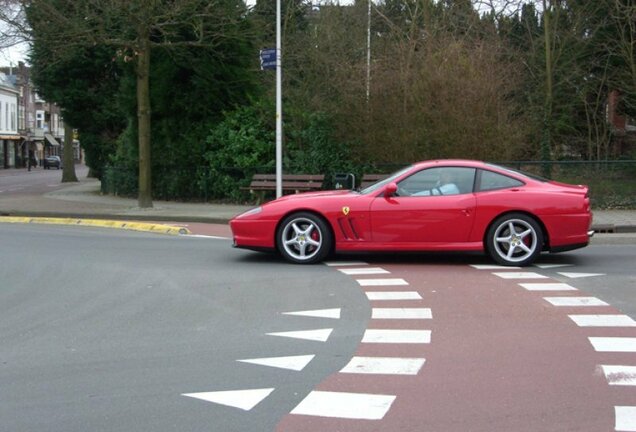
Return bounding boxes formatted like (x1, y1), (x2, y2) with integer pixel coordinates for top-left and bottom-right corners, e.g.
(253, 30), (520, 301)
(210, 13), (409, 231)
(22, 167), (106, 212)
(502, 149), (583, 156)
(61, 127), (78, 182)
(137, 35), (152, 208)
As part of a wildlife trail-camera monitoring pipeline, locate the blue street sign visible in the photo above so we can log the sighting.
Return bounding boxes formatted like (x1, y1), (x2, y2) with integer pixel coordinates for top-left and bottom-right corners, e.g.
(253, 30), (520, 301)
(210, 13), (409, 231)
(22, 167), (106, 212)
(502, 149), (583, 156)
(260, 48), (277, 70)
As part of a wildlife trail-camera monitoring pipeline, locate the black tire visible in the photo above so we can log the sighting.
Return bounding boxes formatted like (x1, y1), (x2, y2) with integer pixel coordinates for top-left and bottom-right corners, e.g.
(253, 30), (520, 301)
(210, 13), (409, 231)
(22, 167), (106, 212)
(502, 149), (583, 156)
(276, 212), (332, 264)
(486, 213), (543, 266)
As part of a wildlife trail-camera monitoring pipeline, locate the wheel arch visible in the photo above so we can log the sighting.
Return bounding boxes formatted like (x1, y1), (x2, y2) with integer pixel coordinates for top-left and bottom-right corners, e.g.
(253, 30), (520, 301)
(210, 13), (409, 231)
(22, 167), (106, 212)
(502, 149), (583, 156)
(274, 208), (336, 254)
(483, 210), (550, 251)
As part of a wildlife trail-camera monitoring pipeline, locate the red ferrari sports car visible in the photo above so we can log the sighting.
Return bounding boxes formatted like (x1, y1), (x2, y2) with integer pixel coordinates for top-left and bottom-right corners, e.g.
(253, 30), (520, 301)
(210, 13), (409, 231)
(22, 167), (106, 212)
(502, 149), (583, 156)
(230, 160), (593, 266)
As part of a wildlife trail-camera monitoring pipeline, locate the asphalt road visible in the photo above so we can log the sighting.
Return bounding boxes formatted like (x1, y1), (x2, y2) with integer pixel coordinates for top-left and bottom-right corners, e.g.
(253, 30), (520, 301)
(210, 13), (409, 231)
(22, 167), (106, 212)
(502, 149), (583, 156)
(0, 224), (368, 432)
(1, 223), (635, 431)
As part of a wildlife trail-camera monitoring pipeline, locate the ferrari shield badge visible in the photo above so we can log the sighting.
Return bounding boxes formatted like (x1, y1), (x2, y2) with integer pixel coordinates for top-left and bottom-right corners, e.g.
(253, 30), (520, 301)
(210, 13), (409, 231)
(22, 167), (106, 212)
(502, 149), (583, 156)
(342, 206), (350, 216)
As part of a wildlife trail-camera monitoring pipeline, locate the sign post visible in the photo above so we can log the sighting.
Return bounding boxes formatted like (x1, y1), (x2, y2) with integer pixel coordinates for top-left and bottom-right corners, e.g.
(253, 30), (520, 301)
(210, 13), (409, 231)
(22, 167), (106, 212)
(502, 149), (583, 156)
(275, 0), (282, 199)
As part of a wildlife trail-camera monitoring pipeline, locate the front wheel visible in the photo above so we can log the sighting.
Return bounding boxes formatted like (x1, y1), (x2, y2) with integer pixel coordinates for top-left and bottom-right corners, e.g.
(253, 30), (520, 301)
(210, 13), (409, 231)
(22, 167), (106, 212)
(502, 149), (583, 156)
(277, 212), (332, 264)
(486, 213), (543, 266)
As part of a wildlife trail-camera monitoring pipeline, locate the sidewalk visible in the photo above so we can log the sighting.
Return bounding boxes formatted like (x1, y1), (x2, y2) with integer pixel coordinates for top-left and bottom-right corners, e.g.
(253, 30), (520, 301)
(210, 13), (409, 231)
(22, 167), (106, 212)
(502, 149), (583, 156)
(1, 175), (635, 232)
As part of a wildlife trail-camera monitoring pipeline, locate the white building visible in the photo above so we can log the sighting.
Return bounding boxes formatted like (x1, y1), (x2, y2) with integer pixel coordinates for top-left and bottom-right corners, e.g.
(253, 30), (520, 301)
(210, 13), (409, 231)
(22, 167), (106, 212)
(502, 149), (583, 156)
(0, 72), (20, 168)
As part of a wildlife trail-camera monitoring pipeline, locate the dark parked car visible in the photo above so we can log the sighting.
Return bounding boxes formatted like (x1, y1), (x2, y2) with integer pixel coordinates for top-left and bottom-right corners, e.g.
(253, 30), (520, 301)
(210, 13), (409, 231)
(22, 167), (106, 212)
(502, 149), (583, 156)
(43, 155), (62, 169)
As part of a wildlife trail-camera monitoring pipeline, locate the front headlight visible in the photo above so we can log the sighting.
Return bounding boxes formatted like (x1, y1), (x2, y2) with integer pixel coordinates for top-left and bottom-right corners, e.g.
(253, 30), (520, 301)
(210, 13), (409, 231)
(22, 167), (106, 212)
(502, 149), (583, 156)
(235, 206), (263, 219)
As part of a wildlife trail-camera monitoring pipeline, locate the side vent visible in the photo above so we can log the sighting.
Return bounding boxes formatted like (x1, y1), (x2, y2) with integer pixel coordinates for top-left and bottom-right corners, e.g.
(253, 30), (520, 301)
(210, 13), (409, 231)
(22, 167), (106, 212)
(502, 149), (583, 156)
(337, 217), (362, 240)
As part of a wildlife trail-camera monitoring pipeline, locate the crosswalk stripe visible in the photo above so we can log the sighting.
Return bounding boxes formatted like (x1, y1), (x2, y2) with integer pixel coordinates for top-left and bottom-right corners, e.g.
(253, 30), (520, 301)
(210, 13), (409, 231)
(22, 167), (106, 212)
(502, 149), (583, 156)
(372, 308), (432, 319)
(470, 264), (521, 270)
(357, 278), (409, 287)
(324, 261), (368, 266)
(339, 267), (390, 275)
(543, 297), (608, 306)
(290, 390), (396, 420)
(493, 272), (549, 279)
(569, 314), (636, 327)
(519, 283), (578, 291)
(601, 365), (636, 386)
(362, 329), (431, 344)
(365, 291), (423, 300)
(589, 337), (636, 352)
(340, 356), (426, 375)
(558, 272), (606, 279)
(615, 406), (636, 431)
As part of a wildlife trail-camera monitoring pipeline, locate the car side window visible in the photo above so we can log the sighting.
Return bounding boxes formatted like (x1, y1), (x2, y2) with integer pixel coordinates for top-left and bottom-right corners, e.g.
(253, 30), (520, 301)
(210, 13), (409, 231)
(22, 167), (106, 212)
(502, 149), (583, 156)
(396, 167), (476, 196)
(479, 169), (524, 191)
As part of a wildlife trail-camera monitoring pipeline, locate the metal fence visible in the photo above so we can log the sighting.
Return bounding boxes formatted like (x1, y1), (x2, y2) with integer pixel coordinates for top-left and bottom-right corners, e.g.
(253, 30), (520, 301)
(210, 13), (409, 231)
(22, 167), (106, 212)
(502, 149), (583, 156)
(101, 160), (636, 208)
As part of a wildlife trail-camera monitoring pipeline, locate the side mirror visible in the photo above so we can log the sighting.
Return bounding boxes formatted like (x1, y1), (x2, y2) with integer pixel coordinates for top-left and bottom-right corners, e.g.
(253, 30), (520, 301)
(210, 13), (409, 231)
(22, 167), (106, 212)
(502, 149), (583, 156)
(384, 182), (398, 198)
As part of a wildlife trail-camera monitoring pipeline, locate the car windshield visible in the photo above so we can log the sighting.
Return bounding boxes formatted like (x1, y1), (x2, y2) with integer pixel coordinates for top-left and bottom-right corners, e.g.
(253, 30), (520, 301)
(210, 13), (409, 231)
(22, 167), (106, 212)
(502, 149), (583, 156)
(359, 165), (412, 195)
(486, 163), (549, 182)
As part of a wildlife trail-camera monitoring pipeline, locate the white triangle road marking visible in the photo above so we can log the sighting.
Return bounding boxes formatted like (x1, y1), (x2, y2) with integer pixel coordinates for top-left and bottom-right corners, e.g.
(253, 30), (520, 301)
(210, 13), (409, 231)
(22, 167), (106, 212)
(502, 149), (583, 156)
(266, 328), (333, 342)
(558, 272), (606, 279)
(182, 388), (275, 411)
(283, 309), (341, 319)
(237, 355), (315, 371)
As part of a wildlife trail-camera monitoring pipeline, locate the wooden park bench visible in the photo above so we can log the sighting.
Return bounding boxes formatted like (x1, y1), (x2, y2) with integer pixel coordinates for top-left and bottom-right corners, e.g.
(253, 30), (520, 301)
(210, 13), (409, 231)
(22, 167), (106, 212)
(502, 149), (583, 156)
(243, 173), (324, 202)
(360, 173), (390, 189)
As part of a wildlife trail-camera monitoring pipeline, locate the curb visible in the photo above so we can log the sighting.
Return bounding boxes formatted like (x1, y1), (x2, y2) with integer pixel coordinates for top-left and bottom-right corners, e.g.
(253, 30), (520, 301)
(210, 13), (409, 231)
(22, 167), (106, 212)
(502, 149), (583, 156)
(0, 211), (231, 225)
(0, 216), (191, 236)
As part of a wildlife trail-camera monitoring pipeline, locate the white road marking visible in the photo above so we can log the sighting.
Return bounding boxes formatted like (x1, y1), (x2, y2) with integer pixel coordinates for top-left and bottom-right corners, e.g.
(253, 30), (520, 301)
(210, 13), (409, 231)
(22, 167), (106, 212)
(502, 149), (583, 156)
(372, 308), (432, 320)
(569, 314), (636, 327)
(186, 234), (230, 240)
(601, 365), (636, 386)
(362, 329), (431, 344)
(290, 390), (396, 420)
(558, 272), (606, 279)
(589, 337), (636, 353)
(338, 267), (390, 275)
(283, 308), (341, 319)
(534, 263), (573, 269)
(615, 406), (636, 431)
(519, 283), (578, 291)
(543, 297), (609, 306)
(365, 291), (422, 301)
(357, 278), (409, 287)
(266, 328), (333, 342)
(237, 355), (315, 371)
(324, 261), (368, 266)
(470, 264), (521, 270)
(340, 356), (426, 375)
(182, 388), (274, 411)
(493, 272), (549, 279)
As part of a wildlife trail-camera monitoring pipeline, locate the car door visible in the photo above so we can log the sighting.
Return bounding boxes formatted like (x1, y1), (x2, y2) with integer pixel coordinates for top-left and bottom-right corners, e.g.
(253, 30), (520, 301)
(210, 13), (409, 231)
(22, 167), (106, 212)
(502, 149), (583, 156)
(369, 167), (477, 245)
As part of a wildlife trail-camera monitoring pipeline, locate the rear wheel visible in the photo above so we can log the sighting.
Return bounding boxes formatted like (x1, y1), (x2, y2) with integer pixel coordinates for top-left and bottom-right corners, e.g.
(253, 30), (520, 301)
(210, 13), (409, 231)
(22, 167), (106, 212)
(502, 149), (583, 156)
(486, 213), (543, 266)
(277, 212), (332, 264)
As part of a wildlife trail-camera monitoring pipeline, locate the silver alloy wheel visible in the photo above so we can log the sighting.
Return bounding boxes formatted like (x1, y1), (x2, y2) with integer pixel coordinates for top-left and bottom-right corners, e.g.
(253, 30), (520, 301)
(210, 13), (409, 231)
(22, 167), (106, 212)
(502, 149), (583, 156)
(492, 218), (538, 263)
(281, 217), (323, 262)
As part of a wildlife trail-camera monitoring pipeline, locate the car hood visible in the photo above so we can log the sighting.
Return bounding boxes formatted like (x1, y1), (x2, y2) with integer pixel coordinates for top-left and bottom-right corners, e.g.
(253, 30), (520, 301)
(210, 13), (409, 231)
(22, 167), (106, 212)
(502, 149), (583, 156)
(271, 190), (357, 203)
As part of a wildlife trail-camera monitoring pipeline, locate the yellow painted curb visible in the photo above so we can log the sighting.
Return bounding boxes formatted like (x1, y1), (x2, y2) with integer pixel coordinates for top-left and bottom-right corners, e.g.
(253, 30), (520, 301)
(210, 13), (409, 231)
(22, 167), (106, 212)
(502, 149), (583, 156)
(0, 216), (191, 235)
